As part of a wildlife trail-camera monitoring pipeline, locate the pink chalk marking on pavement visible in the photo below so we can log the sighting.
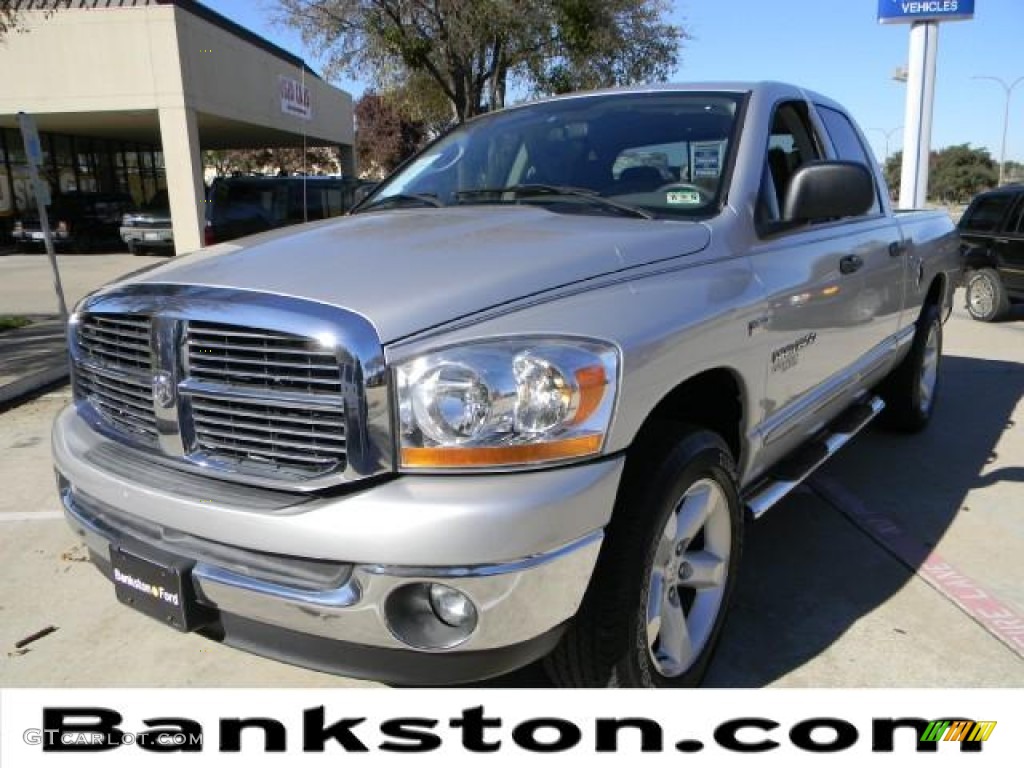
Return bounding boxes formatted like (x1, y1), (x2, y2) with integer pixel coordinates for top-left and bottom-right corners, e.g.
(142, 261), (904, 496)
(810, 475), (1024, 659)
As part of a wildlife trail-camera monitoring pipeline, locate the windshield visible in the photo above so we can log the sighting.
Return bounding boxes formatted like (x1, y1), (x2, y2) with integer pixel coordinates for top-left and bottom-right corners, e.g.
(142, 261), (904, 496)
(359, 91), (743, 219)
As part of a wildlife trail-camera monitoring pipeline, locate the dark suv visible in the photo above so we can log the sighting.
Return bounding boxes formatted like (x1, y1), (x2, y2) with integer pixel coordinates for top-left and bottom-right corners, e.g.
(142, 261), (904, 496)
(958, 184), (1024, 321)
(12, 192), (134, 252)
(204, 176), (372, 246)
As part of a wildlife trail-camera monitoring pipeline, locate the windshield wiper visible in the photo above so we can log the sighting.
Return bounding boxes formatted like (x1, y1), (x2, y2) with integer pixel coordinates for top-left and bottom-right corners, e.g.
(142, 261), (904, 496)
(456, 184), (654, 220)
(357, 193), (443, 213)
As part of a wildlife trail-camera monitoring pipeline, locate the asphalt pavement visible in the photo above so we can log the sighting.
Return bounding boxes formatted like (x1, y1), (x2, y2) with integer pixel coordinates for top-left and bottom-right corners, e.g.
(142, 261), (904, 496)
(0, 256), (1021, 686)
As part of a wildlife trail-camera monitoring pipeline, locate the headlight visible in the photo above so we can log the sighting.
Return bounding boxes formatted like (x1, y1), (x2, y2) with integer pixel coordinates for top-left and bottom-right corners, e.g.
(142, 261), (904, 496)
(395, 338), (618, 469)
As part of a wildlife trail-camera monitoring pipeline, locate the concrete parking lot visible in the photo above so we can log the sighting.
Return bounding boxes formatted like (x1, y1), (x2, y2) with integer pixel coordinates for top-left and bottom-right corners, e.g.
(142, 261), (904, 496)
(0, 253), (1021, 686)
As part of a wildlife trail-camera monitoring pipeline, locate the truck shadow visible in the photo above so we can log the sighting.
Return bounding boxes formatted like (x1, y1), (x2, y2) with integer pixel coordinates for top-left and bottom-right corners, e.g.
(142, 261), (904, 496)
(706, 353), (1023, 686)
(464, 354), (1023, 688)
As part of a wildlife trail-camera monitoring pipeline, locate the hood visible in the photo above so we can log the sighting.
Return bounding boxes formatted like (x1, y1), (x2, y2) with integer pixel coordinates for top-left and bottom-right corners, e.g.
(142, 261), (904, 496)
(131, 206), (711, 342)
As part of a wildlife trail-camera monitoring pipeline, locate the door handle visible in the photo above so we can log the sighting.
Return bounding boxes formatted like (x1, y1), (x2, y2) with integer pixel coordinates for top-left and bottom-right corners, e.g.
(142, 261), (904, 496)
(888, 240), (906, 258)
(839, 254), (863, 275)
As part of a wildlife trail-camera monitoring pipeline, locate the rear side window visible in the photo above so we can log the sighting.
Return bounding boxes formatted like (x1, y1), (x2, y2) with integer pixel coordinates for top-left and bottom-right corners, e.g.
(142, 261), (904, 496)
(1004, 197), (1024, 234)
(816, 105), (881, 215)
(961, 195), (1014, 233)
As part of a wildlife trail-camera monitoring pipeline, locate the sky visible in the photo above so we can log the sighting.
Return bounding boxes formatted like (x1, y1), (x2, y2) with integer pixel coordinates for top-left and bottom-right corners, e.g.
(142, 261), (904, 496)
(204, 0), (1024, 164)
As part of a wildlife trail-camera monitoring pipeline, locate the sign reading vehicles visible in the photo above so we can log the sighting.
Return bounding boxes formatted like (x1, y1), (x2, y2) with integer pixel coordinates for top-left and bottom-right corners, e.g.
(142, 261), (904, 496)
(877, 0), (975, 23)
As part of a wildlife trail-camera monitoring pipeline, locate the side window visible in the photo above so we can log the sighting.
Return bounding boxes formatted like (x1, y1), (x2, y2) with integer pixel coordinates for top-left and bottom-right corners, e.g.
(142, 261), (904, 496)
(817, 105), (882, 215)
(759, 101), (825, 227)
(961, 195), (1013, 233)
(1006, 197), (1024, 235)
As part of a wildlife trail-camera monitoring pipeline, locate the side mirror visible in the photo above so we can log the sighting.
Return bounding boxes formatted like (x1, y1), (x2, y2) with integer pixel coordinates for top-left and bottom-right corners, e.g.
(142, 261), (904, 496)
(782, 161), (875, 222)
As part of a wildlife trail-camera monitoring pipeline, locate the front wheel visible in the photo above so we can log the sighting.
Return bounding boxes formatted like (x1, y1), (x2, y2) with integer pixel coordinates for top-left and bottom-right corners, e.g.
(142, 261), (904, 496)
(544, 427), (742, 687)
(965, 268), (1009, 322)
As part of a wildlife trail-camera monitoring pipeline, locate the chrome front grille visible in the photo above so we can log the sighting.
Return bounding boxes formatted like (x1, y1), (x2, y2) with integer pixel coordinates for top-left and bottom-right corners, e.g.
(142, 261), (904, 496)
(78, 314), (152, 372)
(70, 288), (390, 491)
(76, 364), (158, 441)
(186, 321), (342, 394)
(75, 314), (157, 443)
(190, 394), (347, 475)
(185, 321), (348, 476)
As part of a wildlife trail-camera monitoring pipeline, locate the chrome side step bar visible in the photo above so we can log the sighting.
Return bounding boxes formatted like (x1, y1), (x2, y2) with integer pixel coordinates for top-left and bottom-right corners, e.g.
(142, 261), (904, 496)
(743, 396), (885, 519)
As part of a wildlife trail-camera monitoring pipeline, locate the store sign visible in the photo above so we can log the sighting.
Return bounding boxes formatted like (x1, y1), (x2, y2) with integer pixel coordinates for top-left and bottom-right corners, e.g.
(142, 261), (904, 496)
(279, 75), (313, 120)
(877, 0), (975, 24)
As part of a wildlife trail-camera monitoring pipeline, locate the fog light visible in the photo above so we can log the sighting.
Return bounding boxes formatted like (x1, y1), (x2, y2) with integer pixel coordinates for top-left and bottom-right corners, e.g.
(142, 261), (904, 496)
(384, 582), (479, 649)
(429, 583), (476, 628)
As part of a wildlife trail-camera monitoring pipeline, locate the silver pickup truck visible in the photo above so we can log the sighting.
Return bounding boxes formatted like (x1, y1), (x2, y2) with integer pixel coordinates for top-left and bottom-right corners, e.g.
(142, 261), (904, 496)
(53, 82), (960, 687)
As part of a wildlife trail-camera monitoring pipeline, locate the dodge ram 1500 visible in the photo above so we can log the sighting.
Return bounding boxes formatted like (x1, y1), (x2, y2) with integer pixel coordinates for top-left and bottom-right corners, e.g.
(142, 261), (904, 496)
(53, 82), (960, 687)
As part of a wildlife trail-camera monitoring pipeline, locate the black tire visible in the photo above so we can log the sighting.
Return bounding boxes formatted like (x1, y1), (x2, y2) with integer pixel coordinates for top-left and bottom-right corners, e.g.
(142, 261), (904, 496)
(880, 302), (942, 433)
(544, 426), (743, 687)
(965, 268), (1009, 322)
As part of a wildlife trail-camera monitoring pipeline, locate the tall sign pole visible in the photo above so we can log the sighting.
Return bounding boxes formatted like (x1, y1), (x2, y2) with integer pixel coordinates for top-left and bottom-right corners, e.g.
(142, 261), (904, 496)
(877, 1), (976, 210)
(899, 21), (939, 209)
(17, 112), (68, 322)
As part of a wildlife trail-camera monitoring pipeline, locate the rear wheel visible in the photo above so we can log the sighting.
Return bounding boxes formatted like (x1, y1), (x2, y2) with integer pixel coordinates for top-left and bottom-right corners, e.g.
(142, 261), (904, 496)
(544, 427), (742, 687)
(965, 268), (1009, 322)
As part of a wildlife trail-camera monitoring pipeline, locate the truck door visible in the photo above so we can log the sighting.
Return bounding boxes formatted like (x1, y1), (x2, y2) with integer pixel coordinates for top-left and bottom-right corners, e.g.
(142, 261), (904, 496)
(748, 101), (901, 467)
(814, 104), (905, 337)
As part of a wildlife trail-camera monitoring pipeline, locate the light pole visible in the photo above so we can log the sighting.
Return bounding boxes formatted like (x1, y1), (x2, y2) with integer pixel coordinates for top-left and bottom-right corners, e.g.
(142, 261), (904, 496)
(869, 126), (903, 162)
(972, 75), (1024, 187)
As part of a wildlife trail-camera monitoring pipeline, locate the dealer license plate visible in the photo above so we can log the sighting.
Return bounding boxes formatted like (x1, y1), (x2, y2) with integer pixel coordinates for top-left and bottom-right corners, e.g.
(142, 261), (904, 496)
(109, 541), (211, 632)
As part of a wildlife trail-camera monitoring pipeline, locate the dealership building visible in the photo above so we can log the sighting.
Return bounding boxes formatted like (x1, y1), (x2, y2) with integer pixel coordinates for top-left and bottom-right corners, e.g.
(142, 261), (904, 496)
(0, 0), (355, 254)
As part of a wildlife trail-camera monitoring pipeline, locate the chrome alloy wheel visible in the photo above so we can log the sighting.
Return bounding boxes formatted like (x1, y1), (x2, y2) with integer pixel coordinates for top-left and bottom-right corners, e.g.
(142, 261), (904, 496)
(919, 319), (940, 413)
(967, 274), (995, 318)
(645, 477), (732, 678)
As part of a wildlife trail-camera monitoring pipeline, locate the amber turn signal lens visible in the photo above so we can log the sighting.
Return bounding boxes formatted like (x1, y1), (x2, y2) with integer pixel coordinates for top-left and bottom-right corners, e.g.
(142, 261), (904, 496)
(401, 434), (603, 468)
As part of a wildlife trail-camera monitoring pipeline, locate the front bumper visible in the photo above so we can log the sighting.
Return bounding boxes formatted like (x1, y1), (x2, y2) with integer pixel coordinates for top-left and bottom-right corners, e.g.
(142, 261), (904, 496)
(54, 406), (621, 683)
(13, 230), (70, 245)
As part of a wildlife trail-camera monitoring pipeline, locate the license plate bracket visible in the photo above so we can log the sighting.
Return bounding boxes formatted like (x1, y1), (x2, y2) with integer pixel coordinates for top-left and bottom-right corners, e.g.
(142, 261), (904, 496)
(109, 541), (213, 632)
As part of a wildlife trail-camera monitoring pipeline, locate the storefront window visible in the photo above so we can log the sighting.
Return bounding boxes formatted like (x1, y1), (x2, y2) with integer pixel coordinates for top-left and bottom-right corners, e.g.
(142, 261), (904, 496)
(5, 129), (26, 165)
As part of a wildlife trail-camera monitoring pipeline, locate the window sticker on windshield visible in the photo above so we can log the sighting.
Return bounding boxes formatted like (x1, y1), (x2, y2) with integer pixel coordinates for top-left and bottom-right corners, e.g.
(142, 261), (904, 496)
(667, 190), (701, 205)
(691, 141), (723, 179)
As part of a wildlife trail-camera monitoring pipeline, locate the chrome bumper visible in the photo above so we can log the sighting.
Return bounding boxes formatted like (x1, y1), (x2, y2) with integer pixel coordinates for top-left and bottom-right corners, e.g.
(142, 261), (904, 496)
(55, 406), (619, 657)
(62, 486), (602, 653)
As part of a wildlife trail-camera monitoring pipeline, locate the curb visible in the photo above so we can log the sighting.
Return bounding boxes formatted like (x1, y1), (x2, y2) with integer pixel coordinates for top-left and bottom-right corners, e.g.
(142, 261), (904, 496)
(0, 362), (70, 409)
